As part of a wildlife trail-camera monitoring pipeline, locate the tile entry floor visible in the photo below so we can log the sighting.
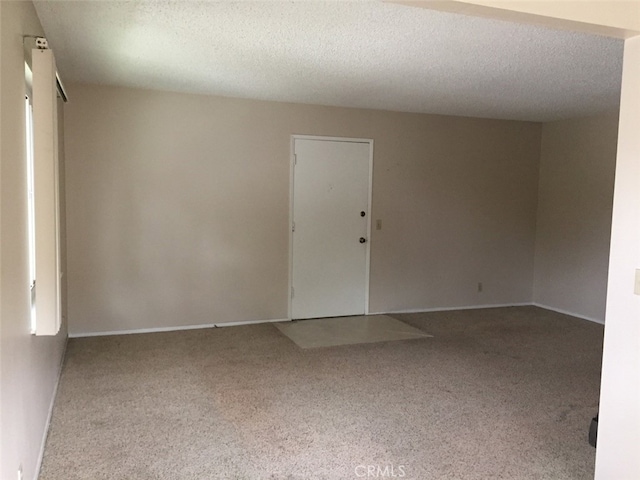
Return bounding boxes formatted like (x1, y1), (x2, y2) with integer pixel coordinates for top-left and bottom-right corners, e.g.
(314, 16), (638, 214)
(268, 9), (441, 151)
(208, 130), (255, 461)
(273, 314), (432, 348)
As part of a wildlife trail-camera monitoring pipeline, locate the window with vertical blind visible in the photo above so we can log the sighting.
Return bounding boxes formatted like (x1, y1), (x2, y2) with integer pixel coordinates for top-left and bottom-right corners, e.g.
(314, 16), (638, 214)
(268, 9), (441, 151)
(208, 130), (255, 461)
(28, 46), (62, 336)
(25, 85), (37, 333)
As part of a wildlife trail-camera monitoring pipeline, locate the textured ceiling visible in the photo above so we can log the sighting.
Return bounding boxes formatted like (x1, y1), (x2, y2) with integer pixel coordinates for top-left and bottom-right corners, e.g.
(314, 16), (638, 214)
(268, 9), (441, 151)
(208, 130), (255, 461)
(34, 1), (624, 122)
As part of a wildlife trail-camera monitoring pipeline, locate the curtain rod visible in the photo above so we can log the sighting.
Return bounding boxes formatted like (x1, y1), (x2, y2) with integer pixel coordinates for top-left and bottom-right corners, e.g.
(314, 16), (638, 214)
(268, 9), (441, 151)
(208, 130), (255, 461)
(23, 35), (69, 103)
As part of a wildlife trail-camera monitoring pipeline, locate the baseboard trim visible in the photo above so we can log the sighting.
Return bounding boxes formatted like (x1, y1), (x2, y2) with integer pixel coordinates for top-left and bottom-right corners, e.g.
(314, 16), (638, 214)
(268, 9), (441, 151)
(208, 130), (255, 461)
(377, 303), (605, 325)
(34, 334), (68, 480)
(531, 303), (605, 325)
(69, 303), (604, 338)
(69, 318), (290, 338)
(372, 302), (532, 316)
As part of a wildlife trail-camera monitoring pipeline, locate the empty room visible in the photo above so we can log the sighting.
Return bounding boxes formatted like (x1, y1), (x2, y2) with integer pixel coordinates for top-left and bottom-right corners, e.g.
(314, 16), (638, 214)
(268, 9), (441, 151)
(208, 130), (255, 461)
(1, 1), (639, 480)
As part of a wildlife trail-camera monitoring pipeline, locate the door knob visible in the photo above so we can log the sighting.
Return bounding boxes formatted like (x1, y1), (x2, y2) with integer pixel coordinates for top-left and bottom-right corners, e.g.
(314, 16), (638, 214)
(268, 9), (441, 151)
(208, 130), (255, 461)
(359, 237), (367, 244)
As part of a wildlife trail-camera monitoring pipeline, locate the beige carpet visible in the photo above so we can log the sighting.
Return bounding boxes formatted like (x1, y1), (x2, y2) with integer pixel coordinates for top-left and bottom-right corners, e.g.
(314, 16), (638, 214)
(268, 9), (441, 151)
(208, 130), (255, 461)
(274, 315), (432, 348)
(39, 306), (602, 480)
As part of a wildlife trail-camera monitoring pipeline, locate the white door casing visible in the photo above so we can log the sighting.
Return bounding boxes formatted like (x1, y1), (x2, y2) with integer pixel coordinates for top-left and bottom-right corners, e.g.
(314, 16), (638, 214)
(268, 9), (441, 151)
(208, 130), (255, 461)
(290, 136), (373, 319)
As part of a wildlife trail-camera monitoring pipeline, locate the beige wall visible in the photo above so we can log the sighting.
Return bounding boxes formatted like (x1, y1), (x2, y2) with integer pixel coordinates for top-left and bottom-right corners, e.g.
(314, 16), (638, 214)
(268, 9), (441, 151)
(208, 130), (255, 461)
(399, 0), (640, 38)
(0, 2), (68, 480)
(595, 35), (640, 479)
(64, 83), (541, 335)
(533, 112), (619, 322)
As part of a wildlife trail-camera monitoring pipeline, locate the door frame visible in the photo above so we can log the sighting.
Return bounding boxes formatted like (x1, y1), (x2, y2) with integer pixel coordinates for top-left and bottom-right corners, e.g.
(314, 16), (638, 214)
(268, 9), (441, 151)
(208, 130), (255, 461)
(288, 135), (374, 320)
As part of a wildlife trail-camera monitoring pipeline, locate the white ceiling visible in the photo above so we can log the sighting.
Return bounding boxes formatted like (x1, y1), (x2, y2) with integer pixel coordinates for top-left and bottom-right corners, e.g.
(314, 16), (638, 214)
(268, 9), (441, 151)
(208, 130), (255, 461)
(34, 1), (624, 122)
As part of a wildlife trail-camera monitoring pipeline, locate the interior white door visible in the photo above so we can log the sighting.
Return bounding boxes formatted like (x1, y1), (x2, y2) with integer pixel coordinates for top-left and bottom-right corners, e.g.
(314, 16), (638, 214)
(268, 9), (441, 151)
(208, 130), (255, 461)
(292, 138), (371, 319)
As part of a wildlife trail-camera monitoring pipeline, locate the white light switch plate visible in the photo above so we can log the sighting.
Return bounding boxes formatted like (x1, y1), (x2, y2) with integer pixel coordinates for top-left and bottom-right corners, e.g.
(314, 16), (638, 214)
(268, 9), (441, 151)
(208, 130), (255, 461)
(635, 269), (640, 296)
